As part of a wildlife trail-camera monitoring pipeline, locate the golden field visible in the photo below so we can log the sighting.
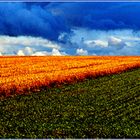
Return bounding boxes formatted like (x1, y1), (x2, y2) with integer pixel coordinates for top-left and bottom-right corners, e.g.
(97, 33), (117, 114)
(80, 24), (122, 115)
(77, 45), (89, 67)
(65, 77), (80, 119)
(0, 56), (140, 97)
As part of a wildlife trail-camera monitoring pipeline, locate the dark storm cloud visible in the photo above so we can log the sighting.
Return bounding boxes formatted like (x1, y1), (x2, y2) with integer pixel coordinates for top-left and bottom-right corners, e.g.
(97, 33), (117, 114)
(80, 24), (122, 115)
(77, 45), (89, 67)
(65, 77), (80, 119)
(0, 2), (140, 40)
(0, 2), (70, 41)
(47, 2), (140, 30)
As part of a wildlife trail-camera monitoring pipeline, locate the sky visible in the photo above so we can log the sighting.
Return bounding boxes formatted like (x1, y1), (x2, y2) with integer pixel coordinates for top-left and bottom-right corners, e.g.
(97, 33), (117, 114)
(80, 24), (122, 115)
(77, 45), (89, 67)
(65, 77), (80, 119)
(0, 2), (140, 56)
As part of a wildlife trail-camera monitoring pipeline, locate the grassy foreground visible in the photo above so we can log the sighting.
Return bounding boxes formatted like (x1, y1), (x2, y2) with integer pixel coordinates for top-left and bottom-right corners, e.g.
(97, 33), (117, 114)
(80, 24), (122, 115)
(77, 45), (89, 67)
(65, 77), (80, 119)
(0, 68), (140, 138)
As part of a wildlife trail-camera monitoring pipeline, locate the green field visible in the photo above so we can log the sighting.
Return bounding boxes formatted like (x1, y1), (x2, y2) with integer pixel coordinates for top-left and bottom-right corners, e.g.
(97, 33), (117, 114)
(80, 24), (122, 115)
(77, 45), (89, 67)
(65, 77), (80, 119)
(0, 68), (140, 138)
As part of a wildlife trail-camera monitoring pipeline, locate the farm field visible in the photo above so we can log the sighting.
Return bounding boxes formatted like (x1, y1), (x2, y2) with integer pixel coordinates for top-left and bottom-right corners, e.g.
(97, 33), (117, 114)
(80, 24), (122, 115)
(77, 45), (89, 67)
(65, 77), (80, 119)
(1, 1), (140, 138)
(0, 68), (140, 138)
(0, 56), (140, 97)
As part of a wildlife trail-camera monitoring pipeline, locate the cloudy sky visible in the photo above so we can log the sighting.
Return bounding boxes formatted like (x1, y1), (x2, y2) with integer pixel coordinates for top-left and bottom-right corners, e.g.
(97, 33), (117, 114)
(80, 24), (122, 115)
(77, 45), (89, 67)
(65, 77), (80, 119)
(0, 2), (140, 56)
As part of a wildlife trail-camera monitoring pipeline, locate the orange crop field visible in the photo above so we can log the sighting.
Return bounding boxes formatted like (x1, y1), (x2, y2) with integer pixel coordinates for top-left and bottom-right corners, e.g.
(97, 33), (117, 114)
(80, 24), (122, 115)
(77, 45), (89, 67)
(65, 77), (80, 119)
(0, 56), (140, 97)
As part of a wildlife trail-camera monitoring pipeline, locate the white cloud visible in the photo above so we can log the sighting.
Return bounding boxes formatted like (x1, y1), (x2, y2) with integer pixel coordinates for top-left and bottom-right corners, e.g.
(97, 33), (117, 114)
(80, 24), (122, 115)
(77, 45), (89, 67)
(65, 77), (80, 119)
(32, 51), (49, 56)
(108, 36), (122, 45)
(24, 47), (33, 55)
(0, 52), (2, 56)
(51, 48), (68, 56)
(17, 47), (34, 56)
(121, 36), (140, 41)
(0, 35), (62, 55)
(31, 49), (67, 56)
(52, 48), (62, 56)
(69, 28), (140, 55)
(76, 48), (88, 55)
(108, 36), (125, 49)
(17, 50), (25, 56)
(84, 40), (108, 48)
(0, 35), (60, 49)
(71, 28), (136, 42)
(1, 29), (140, 56)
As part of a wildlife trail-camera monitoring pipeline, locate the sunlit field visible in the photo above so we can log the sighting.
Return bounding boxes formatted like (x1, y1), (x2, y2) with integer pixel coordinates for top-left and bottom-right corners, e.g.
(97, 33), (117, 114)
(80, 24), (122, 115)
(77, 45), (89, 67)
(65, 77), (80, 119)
(1, 56), (140, 138)
(0, 56), (140, 97)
